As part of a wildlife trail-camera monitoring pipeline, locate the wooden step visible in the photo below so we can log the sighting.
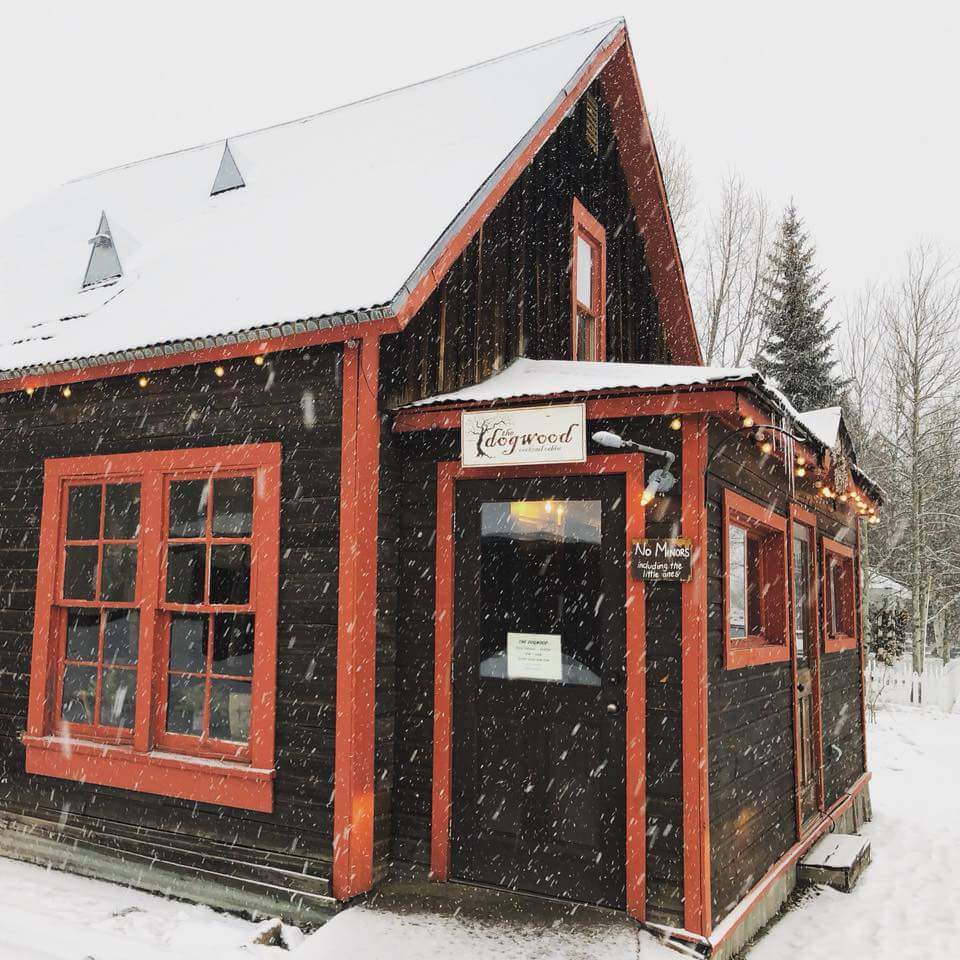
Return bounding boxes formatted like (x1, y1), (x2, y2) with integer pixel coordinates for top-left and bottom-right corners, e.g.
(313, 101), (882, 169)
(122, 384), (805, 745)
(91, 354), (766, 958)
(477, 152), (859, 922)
(798, 833), (871, 892)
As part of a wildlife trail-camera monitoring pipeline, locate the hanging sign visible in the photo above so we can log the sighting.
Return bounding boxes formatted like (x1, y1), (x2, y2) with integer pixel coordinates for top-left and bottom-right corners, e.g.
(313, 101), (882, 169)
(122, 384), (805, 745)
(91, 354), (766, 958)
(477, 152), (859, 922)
(506, 632), (563, 682)
(461, 404), (586, 468)
(631, 538), (693, 581)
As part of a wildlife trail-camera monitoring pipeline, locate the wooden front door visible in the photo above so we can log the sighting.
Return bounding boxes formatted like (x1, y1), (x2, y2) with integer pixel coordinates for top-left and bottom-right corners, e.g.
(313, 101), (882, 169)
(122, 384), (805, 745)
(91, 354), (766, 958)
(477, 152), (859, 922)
(791, 513), (822, 829)
(451, 475), (627, 907)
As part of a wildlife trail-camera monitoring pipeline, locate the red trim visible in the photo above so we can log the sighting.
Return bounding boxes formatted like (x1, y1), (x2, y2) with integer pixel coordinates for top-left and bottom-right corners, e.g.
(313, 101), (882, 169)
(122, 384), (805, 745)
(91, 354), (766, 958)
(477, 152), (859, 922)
(2, 317), (400, 395)
(570, 198), (607, 361)
(680, 416), (711, 935)
(709, 772), (872, 953)
(599, 43), (700, 365)
(25, 444), (280, 809)
(787, 504), (826, 837)
(333, 336), (381, 900)
(430, 454), (647, 919)
(855, 522), (869, 773)
(394, 30), (627, 332)
(23, 735), (274, 812)
(721, 489), (790, 670)
(393, 388), (745, 433)
(822, 537), (857, 653)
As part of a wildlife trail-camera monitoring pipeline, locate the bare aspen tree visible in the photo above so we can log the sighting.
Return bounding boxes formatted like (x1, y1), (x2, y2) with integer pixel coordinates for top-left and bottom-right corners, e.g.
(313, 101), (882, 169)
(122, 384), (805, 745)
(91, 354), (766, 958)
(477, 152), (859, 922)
(649, 111), (697, 257)
(882, 244), (960, 677)
(696, 172), (769, 365)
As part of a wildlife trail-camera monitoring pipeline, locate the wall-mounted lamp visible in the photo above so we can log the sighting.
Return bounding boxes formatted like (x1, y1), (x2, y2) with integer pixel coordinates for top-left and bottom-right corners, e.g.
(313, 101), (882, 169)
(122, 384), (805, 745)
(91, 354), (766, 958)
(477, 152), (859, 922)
(592, 430), (678, 506)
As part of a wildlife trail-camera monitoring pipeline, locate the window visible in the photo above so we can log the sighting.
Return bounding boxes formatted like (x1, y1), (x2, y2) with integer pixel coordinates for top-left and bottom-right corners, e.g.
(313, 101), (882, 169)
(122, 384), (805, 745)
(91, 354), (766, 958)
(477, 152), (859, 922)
(571, 198), (606, 362)
(723, 489), (790, 668)
(822, 537), (857, 652)
(25, 445), (280, 811)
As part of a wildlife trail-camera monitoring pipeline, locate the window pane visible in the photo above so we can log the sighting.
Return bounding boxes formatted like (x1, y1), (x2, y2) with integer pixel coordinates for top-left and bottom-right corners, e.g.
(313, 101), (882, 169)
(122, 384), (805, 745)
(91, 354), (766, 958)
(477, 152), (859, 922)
(212, 613), (255, 676)
(576, 234), (593, 308)
(65, 609), (101, 661)
(169, 613), (208, 673)
(169, 479), (208, 538)
(746, 537), (763, 635)
(210, 544), (251, 605)
(103, 609), (139, 665)
(66, 485), (101, 541)
(101, 544), (138, 602)
(166, 544), (206, 604)
(209, 678), (251, 742)
(99, 668), (136, 728)
(728, 525), (746, 636)
(166, 674), (205, 735)
(63, 546), (98, 600)
(61, 664), (97, 724)
(213, 477), (253, 536)
(104, 483), (141, 539)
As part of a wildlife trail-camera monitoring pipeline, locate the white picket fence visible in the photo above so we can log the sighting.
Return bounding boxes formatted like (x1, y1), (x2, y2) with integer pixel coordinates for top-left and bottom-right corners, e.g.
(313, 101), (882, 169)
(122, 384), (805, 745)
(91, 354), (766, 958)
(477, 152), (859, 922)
(867, 654), (960, 712)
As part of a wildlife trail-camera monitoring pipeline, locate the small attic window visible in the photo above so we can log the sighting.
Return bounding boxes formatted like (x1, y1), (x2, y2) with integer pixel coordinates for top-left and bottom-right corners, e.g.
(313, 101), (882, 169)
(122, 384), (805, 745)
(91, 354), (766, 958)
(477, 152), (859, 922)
(211, 141), (245, 195)
(582, 92), (600, 156)
(82, 212), (122, 288)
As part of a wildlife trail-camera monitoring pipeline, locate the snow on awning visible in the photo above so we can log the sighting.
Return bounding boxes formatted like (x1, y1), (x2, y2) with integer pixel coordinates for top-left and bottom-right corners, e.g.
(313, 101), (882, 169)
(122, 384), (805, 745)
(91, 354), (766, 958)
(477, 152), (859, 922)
(404, 358), (759, 406)
(796, 407), (843, 449)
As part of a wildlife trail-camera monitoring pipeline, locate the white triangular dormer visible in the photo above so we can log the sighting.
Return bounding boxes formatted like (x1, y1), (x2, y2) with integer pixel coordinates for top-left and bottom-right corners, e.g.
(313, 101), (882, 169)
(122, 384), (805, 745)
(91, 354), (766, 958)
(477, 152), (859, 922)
(211, 141), (245, 195)
(82, 212), (122, 288)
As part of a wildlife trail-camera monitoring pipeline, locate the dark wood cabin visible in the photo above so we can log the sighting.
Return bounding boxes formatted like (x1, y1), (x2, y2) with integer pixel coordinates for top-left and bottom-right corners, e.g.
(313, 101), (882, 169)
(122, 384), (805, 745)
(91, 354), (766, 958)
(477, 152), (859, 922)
(0, 19), (877, 958)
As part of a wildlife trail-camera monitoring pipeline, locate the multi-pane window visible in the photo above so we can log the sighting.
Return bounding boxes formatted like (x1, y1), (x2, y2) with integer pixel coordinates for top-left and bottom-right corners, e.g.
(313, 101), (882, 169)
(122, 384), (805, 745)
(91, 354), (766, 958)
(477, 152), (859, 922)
(160, 476), (255, 754)
(58, 482), (141, 737)
(26, 445), (280, 811)
(571, 198), (606, 362)
(723, 489), (790, 668)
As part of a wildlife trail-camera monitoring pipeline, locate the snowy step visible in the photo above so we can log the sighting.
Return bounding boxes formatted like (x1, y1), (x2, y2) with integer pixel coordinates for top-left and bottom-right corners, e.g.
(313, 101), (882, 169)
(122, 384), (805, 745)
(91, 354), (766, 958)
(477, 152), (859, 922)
(798, 833), (871, 892)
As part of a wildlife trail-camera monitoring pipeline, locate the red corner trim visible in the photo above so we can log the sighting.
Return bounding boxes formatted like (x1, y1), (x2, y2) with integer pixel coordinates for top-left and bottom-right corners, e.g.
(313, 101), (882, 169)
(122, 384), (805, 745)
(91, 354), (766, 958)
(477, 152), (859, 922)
(430, 454), (647, 920)
(570, 197), (607, 361)
(333, 336), (381, 900)
(681, 416), (711, 935)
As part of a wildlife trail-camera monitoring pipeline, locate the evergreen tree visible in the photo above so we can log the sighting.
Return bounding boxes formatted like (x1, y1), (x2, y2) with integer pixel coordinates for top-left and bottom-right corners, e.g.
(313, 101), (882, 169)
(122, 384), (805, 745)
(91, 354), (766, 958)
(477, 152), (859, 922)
(755, 203), (846, 411)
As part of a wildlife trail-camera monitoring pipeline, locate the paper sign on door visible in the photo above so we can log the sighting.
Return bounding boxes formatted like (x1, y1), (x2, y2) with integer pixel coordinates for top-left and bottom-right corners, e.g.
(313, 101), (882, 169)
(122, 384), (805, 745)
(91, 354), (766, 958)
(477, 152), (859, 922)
(506, 632), (563, 682)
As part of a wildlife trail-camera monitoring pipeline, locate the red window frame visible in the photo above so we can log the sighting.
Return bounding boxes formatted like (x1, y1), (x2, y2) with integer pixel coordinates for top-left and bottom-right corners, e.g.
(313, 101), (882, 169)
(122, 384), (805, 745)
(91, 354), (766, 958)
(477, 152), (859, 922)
(822, 536), (858, 653)
(722, 488), (791, 669)
(570, 197), (606, 362)
(24, 444), (281, 812)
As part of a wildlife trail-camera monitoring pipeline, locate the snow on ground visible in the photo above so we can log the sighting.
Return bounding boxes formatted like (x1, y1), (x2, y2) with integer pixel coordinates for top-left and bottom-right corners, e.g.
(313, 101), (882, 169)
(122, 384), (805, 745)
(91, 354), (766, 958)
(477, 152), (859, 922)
(750, 703), (960, 960)
(0, 703), (954, 959)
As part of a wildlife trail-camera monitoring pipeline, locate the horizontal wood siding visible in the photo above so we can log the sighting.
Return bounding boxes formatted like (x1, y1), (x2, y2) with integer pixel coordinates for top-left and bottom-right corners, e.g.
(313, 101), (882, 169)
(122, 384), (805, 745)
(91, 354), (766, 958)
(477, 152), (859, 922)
(385, 415), (684, 925)
(706, 425), (866, 925)
(382, 84), (665, 408)
(0, 350), (343, 897)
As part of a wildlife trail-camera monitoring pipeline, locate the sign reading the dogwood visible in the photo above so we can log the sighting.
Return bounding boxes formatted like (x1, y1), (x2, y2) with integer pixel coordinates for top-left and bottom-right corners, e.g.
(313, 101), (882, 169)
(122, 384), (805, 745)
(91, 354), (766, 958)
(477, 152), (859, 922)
(461, 403), (586, 467)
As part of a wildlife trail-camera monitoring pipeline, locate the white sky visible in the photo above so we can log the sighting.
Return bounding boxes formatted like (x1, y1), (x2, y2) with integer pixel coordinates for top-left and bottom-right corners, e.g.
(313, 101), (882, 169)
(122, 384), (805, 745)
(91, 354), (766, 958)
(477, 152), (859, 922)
(1, 0), (956, 311)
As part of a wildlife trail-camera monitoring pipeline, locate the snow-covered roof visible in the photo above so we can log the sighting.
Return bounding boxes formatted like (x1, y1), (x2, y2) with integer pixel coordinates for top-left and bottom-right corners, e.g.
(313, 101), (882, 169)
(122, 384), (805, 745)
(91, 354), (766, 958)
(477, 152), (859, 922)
(405, 357), (759, 406)
(0, 20), (623, 379)
(796, 406), (843, 449)
(867, 573), (911, 599)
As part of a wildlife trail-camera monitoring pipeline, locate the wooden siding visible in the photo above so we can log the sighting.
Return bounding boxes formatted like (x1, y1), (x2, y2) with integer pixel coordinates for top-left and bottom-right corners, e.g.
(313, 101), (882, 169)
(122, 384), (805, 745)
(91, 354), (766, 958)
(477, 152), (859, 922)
(0, 350), (343, 901)
(384, 415), (684, 925)
(382, 83), (666, 408)
(706, 425), (866, 925)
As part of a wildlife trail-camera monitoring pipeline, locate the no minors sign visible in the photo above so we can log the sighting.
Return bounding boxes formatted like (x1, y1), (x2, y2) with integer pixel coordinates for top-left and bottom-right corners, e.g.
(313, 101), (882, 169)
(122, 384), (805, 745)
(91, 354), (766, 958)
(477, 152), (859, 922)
(631, 538), (693, 582)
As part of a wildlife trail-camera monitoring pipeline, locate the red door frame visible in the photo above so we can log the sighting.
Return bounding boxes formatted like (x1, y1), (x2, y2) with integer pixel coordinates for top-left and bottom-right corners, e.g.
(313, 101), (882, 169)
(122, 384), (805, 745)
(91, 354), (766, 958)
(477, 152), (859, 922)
(787, 503), (826, 836)
(430, 453), (647, 919)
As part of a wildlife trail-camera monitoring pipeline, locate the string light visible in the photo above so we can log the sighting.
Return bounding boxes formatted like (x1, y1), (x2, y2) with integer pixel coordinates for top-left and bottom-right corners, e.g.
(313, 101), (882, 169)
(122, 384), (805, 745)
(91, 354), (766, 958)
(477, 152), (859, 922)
(137, 375), (149, 388)
(795, 466), (806, 478)
(760, 440), (773, 454)
(669, 417), (682, 431)
(796, 455), (806, 467)
(24, 387), (34, 397)
(254, 355), (266, 367)
(214, 365), (225, 378)
(742, 416), (754, 428)
(61, 385), (72, 398)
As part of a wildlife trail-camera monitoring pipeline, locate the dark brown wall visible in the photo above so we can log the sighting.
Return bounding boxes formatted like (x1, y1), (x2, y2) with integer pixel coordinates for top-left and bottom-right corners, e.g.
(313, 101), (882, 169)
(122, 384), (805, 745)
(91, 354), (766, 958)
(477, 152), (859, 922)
(0, 349), (343, 899)
(706, 425), (866, 925)
(383, 414), (685, 926)
(382, 84), (666, 408)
